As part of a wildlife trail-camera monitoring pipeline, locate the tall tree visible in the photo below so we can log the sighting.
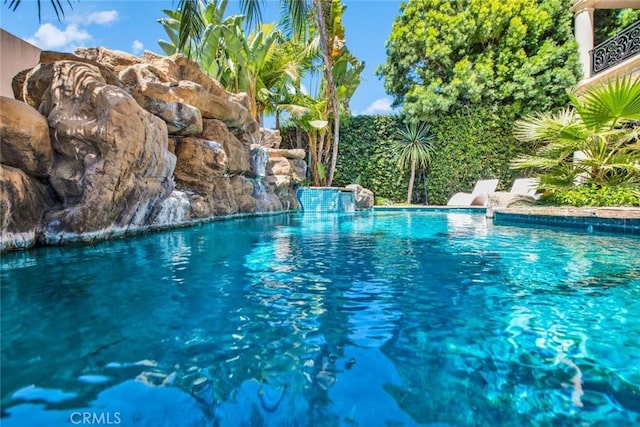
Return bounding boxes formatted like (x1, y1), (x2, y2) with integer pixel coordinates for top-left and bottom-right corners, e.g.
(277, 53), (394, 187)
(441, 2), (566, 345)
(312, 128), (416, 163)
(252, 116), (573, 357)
(377, 0), (582, 119)
(390, 122), (436, 204)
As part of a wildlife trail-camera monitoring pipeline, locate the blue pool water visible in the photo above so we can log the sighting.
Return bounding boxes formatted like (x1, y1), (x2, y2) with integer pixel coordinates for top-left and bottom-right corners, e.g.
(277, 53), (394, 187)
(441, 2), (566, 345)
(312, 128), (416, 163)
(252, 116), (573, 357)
(1, 211), (640, 426)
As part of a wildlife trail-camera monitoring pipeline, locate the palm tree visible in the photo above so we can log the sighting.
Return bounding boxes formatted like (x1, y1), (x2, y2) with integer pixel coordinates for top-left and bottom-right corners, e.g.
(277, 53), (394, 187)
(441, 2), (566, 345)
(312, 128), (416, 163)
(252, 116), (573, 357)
(390, 122), (437, 204)
(511, 76), (640, 190)
(4, 0), (73, 21)
(175, 0), (347, 187)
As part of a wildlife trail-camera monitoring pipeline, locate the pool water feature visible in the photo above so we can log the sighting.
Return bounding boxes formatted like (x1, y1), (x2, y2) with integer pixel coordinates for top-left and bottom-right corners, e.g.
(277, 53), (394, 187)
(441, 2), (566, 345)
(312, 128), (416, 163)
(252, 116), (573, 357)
(1, 211), (639, 426)
(297, 187), (356, 212)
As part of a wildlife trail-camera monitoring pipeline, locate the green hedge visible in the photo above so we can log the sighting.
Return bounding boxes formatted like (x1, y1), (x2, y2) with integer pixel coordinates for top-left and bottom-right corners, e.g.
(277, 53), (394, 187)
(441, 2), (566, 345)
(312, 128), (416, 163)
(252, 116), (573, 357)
(331, 107), (535, 205)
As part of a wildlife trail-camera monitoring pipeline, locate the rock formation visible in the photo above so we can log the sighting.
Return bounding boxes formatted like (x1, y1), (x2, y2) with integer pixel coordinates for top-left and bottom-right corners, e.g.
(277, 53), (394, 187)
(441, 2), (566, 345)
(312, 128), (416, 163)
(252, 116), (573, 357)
(1, 48), (308, 250)
(346, 184), (375, 210)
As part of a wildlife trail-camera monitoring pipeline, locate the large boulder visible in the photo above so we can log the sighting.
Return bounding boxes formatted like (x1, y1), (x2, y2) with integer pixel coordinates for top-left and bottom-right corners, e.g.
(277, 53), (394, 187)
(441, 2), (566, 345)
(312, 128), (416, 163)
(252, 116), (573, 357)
(0, 165), (50, 250)
(259, 128), (282, 149)
(0, 97), (53, 177)
(253, 181), (283, 212)
(346, 184), (374, 210)
(118, 54), (249, 128)
(74, 47), (141, 73)
(199, 119), (251, 174)
(209, 177), (238, 215)
(24, 61), (175, 241)
(267, 148), (306, 160)
(173, 137), (228, 195)
(230, 175), (257, 213)
(153, 190), (192, 227)
(133, 93), (202, 136)
(267, 157), (306, 184)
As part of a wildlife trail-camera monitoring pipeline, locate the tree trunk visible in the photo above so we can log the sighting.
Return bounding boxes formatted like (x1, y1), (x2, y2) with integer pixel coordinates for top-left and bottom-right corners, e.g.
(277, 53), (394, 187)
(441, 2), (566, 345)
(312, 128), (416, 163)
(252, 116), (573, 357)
(309, 133), (320, 186)
(422, 168), (429, 205)
(257, 102), (265, 127)
(314, 0), (340, 187)
(328, 112), (340, 187)
(407, 159), (416, 205)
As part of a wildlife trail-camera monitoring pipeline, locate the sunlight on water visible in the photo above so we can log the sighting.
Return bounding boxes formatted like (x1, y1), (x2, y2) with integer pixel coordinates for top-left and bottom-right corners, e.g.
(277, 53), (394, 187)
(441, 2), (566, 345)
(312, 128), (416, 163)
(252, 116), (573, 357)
(1, 211), (639, 426)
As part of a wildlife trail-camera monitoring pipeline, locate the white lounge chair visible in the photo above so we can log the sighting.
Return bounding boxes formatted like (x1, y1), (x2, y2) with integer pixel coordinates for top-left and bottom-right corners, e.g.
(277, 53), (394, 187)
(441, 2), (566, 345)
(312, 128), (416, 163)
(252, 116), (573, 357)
(487, 178), (541, 208)
(446, 179), (499, 206)
(507, 177), (540, 197)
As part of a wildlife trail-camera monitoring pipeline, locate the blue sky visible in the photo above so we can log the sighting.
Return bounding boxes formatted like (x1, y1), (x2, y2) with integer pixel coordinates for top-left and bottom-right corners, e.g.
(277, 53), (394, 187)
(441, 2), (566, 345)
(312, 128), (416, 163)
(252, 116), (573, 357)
(1, 0), (402, 118)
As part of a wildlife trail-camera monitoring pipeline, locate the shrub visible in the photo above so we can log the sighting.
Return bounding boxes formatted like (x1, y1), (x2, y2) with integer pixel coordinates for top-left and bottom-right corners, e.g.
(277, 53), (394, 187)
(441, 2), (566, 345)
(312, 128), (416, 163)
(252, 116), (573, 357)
(541, 185), (640, 207)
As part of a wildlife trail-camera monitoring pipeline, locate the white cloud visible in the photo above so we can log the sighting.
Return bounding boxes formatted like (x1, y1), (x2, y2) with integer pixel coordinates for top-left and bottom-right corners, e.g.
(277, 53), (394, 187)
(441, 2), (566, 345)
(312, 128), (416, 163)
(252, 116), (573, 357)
(26, 9), (119, 52)
(131, 40), (144, 54)
(362, 97), (394, 115)
(68, 10), (119, 25)
(27, 23), (91, 51)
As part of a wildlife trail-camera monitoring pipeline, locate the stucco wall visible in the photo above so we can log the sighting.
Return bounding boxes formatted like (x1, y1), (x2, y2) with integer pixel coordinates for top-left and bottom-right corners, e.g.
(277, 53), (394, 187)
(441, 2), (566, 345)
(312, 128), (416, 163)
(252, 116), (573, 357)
(1, 29), (41, 98)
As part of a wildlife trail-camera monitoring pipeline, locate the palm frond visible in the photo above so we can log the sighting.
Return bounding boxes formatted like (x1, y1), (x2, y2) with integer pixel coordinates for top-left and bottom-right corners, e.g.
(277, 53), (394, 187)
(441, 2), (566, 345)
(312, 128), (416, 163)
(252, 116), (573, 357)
(241, 0), (264, 32)
(514, 108), (580, 144)
(5, 0), (73, 21)
(281, 0), (310, 40)
(510, 156), (562, 171)
(176, 0), (206, 52)
(571, 75), (640, 129)
(277, 103), (310, 120)
(390, 122), (436, 170)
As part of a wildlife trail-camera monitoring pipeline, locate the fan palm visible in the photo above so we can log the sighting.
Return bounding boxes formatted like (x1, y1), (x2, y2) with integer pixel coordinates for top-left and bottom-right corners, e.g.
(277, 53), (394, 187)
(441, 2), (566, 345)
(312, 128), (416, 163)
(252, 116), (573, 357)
(511, 76), (640, 190)
(391, 122), (436, 204)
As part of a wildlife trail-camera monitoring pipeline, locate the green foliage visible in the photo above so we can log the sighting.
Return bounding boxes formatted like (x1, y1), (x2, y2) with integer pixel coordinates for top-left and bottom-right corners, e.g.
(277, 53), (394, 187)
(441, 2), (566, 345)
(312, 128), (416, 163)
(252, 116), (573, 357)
(377, 0), (581, 119)
(391, 123), (435, 171)
(331, 116), (409, 202)
(541, 185), (640, 207)
(390, 122), (436, 203)
(594, 9), (640, 45)
(426, 106), (535, 204)
(512, 76), (640, 190)
(332, 108), (533, 205)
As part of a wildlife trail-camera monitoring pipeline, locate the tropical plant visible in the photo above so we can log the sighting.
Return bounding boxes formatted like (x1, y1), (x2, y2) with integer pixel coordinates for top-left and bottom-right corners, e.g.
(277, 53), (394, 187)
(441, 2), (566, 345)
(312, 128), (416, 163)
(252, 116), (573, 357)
(390, 122), (436, 204)
(160, 3), (308, 127)
(511, 76), (640, 194)
(173, 0), (360, 187)
(278, 95), (330, 185)
(377, 0), (581, 120)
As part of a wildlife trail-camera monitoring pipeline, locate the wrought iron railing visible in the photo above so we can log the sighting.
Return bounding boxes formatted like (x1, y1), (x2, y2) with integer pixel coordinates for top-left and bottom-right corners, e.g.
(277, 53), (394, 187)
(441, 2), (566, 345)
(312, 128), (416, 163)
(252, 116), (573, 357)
(590, 20), (640, 75)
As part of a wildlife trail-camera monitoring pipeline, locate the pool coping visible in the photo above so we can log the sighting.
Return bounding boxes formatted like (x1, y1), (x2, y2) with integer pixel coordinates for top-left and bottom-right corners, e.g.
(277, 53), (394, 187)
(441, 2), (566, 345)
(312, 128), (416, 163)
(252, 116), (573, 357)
(373, 205), (640, 235)
(492, 206), (640, 235)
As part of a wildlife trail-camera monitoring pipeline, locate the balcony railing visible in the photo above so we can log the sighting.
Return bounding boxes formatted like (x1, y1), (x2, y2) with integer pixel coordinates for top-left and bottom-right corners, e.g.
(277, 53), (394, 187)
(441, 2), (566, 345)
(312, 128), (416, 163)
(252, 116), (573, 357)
(590, 20), (640, 76)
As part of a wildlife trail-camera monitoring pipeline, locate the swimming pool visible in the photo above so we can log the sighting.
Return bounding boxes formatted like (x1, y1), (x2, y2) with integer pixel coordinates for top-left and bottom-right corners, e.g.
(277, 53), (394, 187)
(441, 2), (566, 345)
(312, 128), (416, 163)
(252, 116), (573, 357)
(2, 211), (639, 426)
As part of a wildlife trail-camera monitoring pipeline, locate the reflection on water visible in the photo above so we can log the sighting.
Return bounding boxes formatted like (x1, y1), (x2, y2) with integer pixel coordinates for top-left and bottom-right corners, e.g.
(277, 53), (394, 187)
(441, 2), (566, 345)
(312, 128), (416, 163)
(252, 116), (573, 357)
(1, 211), (640, 426)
